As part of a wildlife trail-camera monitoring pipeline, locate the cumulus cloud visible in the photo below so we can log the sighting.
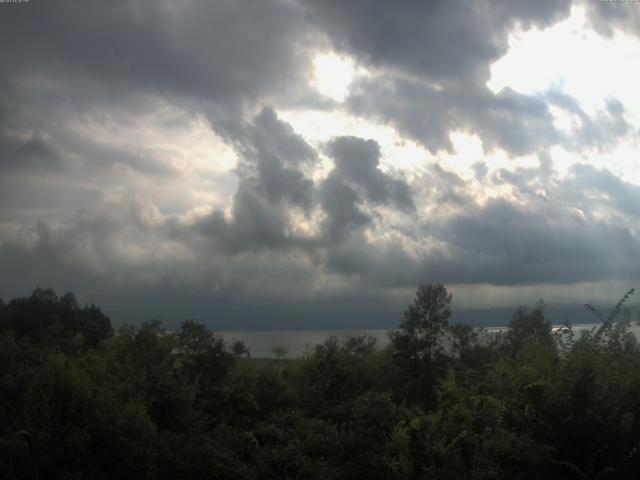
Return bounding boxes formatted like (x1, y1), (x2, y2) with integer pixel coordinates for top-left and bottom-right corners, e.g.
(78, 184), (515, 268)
(1, 0), (639, 326)
(303, 0), (583, 155)
(305, 0), (572, 85)
(192, 108), (318, 254)
(0, 0), (311, 109)
(546, 92), (630, 150)
(305, 0), (634, 157)
(326, 136), (415, 212)
(581, 0), (640, 37)
(429, 198), (639, 285)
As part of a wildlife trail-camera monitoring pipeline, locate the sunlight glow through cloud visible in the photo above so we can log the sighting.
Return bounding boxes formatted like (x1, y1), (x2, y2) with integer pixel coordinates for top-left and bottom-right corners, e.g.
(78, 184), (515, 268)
(488, 6), (640, 122)
(279, 108), (432, 176)
(487, 5), (640, 185)
(312, 52), (356, 102)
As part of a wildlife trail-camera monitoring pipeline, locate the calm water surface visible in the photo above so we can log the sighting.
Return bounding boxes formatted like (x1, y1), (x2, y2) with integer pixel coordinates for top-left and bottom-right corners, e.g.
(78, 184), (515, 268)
(220, 323), (640, 358)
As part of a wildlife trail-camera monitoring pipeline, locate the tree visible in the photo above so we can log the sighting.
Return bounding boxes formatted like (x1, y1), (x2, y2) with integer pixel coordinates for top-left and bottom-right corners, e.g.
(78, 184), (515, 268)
(506, 300), (552, 355)
(175, 320), (215, 357)
(0, 288), (113, 350)
(448, 322), (478, 364)
(390, 283), (452, 405)
(174, 320), (235, 414)
(391, 283), (452, 364)
(231, 340), (250, 358)
(271, 345), (289, 361)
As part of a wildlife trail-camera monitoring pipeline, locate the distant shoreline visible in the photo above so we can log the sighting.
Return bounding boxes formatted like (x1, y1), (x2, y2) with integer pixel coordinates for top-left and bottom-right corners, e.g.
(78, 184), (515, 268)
(217, 322), (640, 358)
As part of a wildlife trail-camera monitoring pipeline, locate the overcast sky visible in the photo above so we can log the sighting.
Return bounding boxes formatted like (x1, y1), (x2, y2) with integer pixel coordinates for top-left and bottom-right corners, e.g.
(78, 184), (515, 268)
(1, 0), (640, 328)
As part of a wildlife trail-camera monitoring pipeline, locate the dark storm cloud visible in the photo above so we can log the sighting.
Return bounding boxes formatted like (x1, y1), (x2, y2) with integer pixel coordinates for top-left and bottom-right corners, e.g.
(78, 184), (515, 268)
(194, 108), (317, 253)
(0, 132), (61, 173)
(0, 0), (315, 224)
(422, 162), (640, 286)
(0, 0), (309, 110)
(307, 160), (640, 289)
(319, 175), (372, 244)
(0, 0), (320, 268)
(350, 78), (561, 154)
(305, 0), (572, 85)
(0, 197), (168, 292)
(2, 148), (640, 328)
(424, 164), (474, 207)
(194, 120), (416, 253)
(347, 76), (629, 157)
(354, 199), (639, 289)
(582, 0), (640, 36)
(326, 136), (415, 212)
(197, 186), (293, 254)
(0, 0), (315, 206)
(321, 233), (423, 286)
(249, 109), (318, 167)
(305, 0), (631, 156)
(563, 163), (640, 218)
(317, 136), (416, 245)
(429, 199), (635, 285)
(234, 108), (317, 210)
(0, 103), (61, 172)
(1, 0), (640, 328)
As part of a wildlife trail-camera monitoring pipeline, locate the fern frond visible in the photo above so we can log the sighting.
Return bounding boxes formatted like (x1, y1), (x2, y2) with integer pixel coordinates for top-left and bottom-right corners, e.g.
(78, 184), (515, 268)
(607, 288), (635, 323)
(585, 303), (604, 323)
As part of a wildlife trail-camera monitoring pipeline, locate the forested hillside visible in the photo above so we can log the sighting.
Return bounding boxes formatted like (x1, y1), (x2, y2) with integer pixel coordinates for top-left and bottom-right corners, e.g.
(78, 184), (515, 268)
(1, 285), (640, 479)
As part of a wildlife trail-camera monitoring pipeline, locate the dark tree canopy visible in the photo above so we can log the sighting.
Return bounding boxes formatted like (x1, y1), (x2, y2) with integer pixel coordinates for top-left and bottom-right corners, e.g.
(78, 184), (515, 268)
(388, 283), (453, 405)
(0, 287), (113, 349)
(507, 300), (553, 353)
(390, 283), (452, 363)
(1, 286), (640, 480)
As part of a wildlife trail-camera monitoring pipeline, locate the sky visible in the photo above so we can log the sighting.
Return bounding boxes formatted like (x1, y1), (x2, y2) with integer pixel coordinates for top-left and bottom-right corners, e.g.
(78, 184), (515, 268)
(1, 0), (640, 329)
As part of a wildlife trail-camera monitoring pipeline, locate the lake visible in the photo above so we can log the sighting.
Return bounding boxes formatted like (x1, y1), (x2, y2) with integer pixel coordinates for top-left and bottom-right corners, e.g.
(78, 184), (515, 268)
(219, 322), (640, 358)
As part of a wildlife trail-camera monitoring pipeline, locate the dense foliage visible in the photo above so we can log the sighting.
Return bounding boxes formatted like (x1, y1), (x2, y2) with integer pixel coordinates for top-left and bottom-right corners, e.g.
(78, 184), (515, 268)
(1, 285), (640, 479)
